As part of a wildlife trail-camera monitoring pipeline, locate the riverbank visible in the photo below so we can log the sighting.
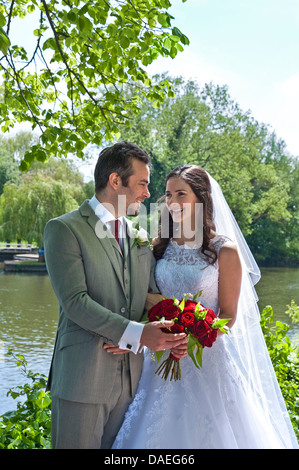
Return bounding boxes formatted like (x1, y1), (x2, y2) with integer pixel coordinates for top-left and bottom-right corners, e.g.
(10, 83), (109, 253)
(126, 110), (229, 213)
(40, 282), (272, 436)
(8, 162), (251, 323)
(3, 260), (47, 273)
(1, 253), (47, 273)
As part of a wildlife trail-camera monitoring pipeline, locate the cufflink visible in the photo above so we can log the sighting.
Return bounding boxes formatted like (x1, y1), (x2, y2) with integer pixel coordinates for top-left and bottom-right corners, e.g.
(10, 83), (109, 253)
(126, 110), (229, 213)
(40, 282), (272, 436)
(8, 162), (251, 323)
(126, 344), (132, 350)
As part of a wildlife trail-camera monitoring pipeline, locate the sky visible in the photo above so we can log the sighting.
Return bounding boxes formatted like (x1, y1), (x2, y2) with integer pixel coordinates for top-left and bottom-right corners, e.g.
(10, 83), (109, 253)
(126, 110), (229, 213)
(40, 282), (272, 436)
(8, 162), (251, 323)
(7, 0), (299, 179)
(147, 0), (299, 158)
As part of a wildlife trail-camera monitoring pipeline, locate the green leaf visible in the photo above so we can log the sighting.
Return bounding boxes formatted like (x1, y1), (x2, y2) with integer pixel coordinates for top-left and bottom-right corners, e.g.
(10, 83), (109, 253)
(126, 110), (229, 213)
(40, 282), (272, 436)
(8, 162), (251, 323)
(19, 160), (29, 172)
(193, 290), (203, 302)
(35, 391), (51, 410)
(194, 303), (207, 320)
(212, 318), (231, 331)
(67, 10), (77, 23)
(27, 5), (36, 14)
(0, 12), (6, 27)
(0, 27), (10, 55)
(158, 13), (171, 28)
(180, 33), (190, 45)
(42, 38), (57, 51)
(178, 298), (185, 313)
(155, 350), (164, 363)
(187, 335), (201, 369)
(195, 341), (203, 368)
(120, 36), (130, 49)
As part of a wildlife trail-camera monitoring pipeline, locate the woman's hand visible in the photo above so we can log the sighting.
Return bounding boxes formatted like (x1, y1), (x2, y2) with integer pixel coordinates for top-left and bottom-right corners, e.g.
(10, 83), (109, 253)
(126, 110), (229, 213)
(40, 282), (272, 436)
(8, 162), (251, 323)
(145, 293), (165, 312)
(170, 338), (189, 359)
(103, 344), (131, 355)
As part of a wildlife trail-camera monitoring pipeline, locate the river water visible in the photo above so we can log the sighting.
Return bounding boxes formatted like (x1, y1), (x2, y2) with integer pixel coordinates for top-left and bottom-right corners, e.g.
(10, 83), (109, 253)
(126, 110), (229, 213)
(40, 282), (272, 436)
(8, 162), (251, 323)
(0, 267), (298, 415)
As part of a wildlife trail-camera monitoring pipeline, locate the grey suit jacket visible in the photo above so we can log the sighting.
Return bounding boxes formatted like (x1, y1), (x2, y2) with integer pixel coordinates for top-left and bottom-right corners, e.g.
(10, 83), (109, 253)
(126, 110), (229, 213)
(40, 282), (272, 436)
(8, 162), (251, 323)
(44, 200), (159, 404)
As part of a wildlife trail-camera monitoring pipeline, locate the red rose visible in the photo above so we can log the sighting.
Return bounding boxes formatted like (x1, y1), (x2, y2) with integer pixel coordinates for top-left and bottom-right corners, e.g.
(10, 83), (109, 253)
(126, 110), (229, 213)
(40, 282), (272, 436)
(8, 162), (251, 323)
(148, 298), (180, 323)
(200, 328), (217, 347)
(171, 323), (185, 334)
(179, 311), (195, 329)
(192, 319), (209, 339)
(183, 300), (198, 312)
(192, 308), (218, 348)
(148, 298), (181, 333)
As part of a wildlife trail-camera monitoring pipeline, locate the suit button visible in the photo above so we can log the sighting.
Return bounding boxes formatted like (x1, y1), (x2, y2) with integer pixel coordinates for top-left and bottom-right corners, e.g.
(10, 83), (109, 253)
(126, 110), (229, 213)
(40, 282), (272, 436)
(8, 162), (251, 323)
(120, 307), (126, 313)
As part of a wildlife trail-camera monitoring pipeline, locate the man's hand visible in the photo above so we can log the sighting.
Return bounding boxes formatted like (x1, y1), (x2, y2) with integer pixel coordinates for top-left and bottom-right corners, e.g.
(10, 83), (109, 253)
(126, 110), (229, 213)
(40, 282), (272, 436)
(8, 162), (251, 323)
(140, 321), (186, 351)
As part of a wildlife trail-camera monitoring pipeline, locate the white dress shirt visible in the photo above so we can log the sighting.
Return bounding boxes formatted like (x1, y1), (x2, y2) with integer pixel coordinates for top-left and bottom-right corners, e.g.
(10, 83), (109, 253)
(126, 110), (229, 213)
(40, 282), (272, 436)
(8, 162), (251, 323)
(89, 195), (144, 353)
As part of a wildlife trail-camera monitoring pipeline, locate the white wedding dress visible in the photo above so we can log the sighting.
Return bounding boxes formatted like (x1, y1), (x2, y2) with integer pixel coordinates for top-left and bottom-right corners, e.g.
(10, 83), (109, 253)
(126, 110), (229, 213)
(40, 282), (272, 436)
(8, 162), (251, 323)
(112, 237), (298, 449)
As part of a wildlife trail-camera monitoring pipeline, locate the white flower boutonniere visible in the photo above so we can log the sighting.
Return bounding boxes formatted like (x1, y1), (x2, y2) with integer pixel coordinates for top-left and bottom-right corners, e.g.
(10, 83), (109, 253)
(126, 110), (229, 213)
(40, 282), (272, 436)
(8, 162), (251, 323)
(130, 223), (152, 249)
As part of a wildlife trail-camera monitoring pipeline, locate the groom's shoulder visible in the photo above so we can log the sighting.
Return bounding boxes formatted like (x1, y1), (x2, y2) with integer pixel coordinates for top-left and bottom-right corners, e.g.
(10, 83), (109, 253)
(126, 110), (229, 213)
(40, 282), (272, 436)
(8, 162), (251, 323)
(46, 200), (90, 228)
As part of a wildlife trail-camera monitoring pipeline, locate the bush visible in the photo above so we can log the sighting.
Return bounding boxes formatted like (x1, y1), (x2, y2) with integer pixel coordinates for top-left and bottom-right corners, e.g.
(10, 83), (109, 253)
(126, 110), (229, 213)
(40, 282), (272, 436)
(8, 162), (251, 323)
(260, 303), (299, 439)
(0, 351), (51, 449)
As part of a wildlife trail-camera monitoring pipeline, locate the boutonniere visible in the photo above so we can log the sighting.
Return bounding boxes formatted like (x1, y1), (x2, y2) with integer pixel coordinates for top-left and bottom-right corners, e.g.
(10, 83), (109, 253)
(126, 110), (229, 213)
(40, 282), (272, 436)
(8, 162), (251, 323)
(130, 222), (152, 249)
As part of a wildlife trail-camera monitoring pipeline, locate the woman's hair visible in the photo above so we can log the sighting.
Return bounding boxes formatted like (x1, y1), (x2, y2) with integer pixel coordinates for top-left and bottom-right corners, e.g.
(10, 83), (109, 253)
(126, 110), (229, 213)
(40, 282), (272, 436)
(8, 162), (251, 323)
(94, 141), (151, 193)
(153, 165), (217, 264)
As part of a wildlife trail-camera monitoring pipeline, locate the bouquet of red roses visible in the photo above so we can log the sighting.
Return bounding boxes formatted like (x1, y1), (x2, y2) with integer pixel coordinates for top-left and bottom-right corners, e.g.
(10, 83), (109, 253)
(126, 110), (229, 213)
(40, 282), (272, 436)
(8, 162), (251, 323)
(147, 291), (230, 381)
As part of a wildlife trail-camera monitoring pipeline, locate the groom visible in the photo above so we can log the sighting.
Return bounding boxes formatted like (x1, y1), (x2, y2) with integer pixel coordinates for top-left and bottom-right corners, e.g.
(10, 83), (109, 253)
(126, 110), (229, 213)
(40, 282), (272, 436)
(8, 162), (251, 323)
(44, 141), (186, 449)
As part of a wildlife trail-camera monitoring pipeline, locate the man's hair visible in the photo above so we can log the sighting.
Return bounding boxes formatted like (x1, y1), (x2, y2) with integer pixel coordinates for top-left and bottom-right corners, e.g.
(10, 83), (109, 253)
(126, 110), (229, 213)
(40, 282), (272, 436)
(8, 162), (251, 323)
(94, 141), (151, 193)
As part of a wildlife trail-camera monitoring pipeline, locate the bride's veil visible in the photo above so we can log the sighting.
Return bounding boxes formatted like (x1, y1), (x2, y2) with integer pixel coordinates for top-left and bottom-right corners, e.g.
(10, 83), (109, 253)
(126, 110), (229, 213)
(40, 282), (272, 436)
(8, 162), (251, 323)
(208, 172), (298, 448)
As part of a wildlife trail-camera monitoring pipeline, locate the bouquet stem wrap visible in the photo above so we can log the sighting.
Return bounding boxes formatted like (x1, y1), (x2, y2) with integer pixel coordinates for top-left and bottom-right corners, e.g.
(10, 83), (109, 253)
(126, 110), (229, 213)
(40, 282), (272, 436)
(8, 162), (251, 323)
(155, 353), (182, 381)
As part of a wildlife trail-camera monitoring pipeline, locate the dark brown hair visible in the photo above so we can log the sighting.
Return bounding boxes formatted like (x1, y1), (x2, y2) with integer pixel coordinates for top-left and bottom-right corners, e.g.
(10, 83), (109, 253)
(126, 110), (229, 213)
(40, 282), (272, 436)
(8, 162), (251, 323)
(94, 141), (151, 193)
(153, 165), (217, 264)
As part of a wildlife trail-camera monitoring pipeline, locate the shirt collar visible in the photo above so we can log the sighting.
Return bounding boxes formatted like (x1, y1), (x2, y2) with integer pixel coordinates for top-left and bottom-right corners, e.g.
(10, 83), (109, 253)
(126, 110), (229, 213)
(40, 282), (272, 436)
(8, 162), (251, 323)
(89, 195), (123, 225)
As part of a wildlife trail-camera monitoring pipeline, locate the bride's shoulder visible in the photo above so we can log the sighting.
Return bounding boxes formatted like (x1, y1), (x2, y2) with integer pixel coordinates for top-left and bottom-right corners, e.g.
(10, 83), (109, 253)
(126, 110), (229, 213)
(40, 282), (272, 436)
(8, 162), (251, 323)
(210, 233), (238, 255)
(210, 233), (232, 246)
(212, 235), (240, 269)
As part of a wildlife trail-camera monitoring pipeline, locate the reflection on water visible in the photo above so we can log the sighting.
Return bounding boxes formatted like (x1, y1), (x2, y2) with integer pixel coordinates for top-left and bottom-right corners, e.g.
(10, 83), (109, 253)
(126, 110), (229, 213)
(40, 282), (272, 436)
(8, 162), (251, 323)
(0, 267), (298, 415)
(256, 267), (299, 336)
(257, 268), (299, 312)
(0, 272), (58, 415)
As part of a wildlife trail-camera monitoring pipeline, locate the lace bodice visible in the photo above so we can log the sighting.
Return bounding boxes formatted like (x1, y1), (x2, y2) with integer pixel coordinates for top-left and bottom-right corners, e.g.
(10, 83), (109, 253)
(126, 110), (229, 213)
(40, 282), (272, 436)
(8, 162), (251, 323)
(155, 235), (230, 314)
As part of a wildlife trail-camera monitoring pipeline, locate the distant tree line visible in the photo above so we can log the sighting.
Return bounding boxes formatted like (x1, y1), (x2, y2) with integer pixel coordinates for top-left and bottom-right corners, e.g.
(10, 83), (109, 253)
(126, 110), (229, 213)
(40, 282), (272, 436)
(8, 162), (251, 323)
(0, 131), (94, 247)
(116, 76), (298, 266)
(0, 77), (298, 266)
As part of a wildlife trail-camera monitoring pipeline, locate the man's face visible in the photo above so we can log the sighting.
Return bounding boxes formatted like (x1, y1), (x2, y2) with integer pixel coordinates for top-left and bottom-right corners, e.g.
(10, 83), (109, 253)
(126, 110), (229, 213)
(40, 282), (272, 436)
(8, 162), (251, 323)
(119, 158), (150, 216)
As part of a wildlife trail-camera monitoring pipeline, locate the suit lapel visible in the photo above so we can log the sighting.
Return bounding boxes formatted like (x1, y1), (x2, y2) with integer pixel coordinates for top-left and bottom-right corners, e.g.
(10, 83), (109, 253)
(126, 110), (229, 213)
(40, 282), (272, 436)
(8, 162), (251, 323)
(124, 218), (138, 299)
(79, 201), (126, 294)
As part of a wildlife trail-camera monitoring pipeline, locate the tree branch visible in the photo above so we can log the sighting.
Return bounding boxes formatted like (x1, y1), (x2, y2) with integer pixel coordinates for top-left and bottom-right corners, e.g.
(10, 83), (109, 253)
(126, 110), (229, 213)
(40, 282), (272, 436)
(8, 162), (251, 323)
(40, 0), (110, 127)
(3, 58), (44, 134)
(6, 0), (15, 35)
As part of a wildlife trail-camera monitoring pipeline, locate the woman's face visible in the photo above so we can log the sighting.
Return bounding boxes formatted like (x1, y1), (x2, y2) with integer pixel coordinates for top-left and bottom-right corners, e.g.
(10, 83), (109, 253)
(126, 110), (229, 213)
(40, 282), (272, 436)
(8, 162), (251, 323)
(165, 177), (202, 236)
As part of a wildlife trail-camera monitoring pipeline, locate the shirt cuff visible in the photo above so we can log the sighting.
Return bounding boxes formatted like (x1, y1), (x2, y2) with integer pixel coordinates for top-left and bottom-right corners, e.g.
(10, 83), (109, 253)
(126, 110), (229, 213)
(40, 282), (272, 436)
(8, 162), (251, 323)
(118, 321), (145, 354)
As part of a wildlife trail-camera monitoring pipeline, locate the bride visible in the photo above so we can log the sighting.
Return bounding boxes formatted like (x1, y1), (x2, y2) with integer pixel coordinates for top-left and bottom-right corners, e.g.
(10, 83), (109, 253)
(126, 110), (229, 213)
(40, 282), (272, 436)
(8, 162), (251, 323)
(107, 165), (298, 449)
